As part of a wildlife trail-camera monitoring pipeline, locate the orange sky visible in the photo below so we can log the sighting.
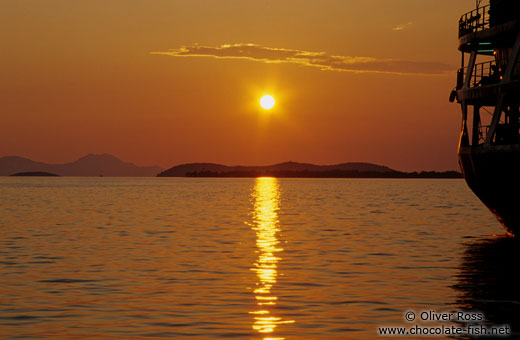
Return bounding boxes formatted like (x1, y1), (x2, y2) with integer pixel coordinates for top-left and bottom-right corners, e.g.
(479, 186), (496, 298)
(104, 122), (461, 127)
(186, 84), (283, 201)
(0, 0), (473, 171)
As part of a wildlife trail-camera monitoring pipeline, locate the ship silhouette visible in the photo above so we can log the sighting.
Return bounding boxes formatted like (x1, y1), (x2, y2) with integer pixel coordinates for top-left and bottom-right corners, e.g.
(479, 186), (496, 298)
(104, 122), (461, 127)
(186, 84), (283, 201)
(450, 0), (520, 235)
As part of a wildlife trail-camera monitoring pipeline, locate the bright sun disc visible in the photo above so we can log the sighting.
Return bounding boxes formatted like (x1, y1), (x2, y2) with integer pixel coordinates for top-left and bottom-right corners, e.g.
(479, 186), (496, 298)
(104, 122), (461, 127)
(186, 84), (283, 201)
(260, 95), (275, 110)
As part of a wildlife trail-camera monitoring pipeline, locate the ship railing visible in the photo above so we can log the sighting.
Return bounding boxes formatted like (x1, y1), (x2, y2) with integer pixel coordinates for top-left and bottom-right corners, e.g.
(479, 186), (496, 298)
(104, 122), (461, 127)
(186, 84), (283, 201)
(460, 60), (501, 88)
(459, 5), (490, 38)
(478, 125), (490, 144)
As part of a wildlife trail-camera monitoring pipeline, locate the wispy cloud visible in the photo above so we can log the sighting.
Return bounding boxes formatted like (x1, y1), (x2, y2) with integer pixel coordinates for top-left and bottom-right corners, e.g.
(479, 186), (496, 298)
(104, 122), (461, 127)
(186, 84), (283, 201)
(152, 43), (452, 76)
(392, 22), (413, 31)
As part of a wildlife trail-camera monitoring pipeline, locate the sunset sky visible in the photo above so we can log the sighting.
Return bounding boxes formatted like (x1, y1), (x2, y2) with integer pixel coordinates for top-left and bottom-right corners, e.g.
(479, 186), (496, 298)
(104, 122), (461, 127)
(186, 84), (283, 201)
(1, 1), (473, 171)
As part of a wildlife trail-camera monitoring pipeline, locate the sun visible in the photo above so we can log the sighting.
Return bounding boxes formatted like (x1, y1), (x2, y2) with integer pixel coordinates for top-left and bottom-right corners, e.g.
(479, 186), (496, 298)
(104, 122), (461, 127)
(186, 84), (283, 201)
(260, 95), (275, 110)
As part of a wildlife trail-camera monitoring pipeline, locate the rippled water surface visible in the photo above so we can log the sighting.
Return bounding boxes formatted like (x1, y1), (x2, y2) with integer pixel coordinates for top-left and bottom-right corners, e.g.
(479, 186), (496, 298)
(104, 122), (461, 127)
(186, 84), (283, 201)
(1, 177), (518, 339)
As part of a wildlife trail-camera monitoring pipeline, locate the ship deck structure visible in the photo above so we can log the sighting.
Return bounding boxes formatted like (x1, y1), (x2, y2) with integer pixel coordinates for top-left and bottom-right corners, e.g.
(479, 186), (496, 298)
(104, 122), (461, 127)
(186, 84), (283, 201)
(451, 0), (520, 235)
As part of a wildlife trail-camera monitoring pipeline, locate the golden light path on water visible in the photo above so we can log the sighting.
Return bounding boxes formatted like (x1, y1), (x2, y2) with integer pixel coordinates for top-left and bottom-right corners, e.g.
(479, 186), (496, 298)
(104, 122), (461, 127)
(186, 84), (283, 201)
(249, 177), (294, 340)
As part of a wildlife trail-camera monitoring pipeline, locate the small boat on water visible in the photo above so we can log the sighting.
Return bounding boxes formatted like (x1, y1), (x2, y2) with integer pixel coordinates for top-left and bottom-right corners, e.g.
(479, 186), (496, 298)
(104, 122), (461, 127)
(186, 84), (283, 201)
(450, 0), (520, 235)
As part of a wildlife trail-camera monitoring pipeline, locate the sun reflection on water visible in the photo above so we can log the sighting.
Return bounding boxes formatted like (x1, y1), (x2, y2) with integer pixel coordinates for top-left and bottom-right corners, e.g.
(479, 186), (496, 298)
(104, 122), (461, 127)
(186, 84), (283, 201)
(249, 177), (294, 339)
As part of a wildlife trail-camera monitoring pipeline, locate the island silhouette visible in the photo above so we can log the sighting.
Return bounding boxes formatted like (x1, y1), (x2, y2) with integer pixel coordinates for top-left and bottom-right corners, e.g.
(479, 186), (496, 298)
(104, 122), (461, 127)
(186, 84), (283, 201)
(1, 155), (462, 178)
(158, 161), (462, 178)
(10, 171), (60, 177)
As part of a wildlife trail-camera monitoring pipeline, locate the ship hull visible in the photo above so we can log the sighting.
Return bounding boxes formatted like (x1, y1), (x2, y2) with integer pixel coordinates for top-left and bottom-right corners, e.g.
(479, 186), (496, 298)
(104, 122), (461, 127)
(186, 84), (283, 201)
(458, 145), (520, 235)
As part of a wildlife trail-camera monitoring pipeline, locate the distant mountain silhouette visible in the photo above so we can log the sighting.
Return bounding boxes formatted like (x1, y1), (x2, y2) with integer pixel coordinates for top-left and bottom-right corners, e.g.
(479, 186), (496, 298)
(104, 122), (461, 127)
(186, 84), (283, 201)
(0, 154), (162, 177)
(157, 161), (462, 178)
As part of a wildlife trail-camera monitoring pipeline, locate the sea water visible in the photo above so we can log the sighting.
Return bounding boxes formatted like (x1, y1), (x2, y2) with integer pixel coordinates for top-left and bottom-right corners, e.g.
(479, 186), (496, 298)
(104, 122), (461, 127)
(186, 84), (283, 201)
(0, 177), (518, 339)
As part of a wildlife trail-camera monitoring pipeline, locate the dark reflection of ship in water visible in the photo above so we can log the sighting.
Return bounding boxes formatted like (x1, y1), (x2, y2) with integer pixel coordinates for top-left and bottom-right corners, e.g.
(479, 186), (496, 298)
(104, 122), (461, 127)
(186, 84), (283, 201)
(249, 177), (294, 340)
(452, 236), (520, 338)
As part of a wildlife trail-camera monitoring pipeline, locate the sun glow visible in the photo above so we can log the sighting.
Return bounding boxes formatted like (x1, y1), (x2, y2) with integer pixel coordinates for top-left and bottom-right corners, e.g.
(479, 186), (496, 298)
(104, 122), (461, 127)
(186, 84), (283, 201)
(260, 95), (275, 110)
